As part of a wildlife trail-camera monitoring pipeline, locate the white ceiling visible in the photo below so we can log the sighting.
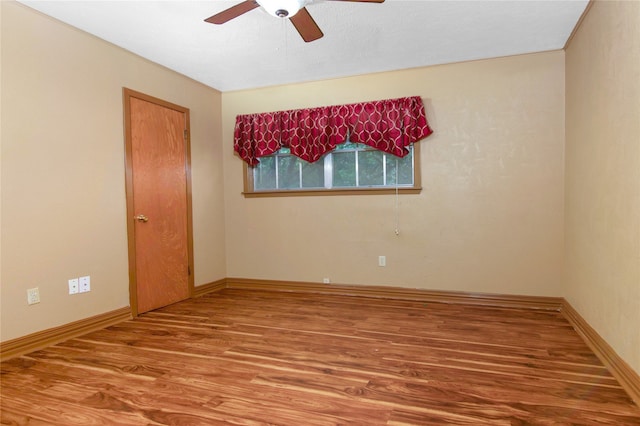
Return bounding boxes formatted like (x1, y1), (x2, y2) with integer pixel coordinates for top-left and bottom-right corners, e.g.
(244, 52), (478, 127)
(18, 0), (589, 92)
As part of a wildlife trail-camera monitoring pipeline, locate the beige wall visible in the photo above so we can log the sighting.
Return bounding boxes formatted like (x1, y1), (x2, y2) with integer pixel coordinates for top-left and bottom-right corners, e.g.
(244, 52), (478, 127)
(0, 1), (4, 328)
(222, 51), (566, 296)
(0, 2), (226, 342)
(565, 1), (640, 373)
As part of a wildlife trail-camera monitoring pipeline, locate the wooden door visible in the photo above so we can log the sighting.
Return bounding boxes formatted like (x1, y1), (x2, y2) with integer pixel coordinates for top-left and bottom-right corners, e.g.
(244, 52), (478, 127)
(123, 89), (194, 315)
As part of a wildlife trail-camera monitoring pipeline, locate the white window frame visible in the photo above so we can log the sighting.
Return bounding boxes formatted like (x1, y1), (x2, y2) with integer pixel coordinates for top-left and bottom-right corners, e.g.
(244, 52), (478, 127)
(243, 142), (422, 197)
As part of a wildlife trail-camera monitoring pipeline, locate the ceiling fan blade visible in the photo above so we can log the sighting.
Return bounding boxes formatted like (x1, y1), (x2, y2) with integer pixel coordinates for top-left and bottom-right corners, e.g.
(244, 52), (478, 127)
(289, 8), (324, 43)
(204, 1), (260, 24)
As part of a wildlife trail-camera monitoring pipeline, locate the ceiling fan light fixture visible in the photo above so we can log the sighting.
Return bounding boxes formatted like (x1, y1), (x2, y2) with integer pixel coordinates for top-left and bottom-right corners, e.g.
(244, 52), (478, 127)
(257, 0), (306, 18)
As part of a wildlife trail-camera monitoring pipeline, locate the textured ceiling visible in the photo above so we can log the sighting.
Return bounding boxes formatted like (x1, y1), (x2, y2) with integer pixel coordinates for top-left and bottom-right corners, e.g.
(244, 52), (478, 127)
(18, 0), (589, 92)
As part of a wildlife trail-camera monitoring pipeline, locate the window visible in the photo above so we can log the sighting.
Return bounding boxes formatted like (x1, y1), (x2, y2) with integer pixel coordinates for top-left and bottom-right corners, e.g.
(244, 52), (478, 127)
(244, 140), (421, 196)
(235, 96), (433, 196)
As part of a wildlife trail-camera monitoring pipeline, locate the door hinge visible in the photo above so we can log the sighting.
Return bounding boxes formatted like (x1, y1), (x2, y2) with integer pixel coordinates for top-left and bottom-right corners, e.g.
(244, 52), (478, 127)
(183, 129), (188, 140)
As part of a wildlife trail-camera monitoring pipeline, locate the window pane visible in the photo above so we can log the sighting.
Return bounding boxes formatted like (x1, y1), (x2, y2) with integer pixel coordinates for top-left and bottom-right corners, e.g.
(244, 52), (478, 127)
(254, 156), (276, 190)
(332, 151), (356, 187)
(301, 160), (324, 188)
(358, 150), (384, 186)
(277, 156), (300, 189)
(250, 143), (416, 193)
(386, 148), (413, 185)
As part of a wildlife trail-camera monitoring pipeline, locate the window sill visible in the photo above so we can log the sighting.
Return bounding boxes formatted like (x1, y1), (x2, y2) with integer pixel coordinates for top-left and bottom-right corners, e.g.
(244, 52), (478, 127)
(242, 187), (422, 198)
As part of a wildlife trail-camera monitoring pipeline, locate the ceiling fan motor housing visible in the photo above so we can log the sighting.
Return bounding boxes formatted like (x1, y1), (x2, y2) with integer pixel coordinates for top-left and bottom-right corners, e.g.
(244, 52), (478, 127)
(258, 0), (307, 18)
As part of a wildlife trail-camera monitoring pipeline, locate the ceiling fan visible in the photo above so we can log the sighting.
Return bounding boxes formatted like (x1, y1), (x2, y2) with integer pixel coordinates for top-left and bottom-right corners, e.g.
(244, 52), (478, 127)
(205, 0), (385, 43)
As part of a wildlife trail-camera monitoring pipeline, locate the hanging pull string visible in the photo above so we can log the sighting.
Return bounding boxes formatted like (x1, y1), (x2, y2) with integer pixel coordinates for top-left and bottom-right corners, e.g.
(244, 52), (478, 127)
(394, 157), (400, 236)
(282, 17), (288, 70)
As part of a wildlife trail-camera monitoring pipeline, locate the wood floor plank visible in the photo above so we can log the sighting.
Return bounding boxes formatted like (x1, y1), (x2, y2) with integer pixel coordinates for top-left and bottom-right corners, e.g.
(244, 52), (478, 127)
(2, 288), (639, 425)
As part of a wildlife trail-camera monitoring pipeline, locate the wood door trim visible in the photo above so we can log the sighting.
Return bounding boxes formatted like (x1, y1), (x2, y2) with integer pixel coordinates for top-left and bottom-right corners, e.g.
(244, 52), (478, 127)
(122, 88), (195, 317)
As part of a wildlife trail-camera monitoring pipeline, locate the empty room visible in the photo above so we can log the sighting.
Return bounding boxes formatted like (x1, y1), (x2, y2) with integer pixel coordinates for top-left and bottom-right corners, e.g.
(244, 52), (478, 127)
(1, 0), (639, 424)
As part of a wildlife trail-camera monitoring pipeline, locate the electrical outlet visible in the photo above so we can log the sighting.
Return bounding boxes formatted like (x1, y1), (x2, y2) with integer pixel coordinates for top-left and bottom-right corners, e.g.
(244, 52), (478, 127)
(27, 287), (40, 305)
(323, 278), (330, 284)
(378, 255), (386, 267)
(79, 276), (91, 293)
(68, 278), (79, 295)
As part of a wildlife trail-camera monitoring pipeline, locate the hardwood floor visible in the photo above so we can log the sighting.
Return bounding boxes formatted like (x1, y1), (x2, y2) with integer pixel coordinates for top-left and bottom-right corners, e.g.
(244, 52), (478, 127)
(2, 289), (639, 425)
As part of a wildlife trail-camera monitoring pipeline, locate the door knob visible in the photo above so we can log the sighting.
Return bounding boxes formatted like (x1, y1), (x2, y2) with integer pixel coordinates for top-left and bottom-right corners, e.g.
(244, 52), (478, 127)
(135, 214), (149, 223)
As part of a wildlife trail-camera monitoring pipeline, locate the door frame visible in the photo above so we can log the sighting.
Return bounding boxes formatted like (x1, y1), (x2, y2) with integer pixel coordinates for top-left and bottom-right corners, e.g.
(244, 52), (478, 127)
(122, 88), (195, 317)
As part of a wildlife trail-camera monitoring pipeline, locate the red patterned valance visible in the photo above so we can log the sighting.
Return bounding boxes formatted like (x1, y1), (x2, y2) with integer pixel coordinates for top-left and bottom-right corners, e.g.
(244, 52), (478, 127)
(234, 96), (433, 166)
